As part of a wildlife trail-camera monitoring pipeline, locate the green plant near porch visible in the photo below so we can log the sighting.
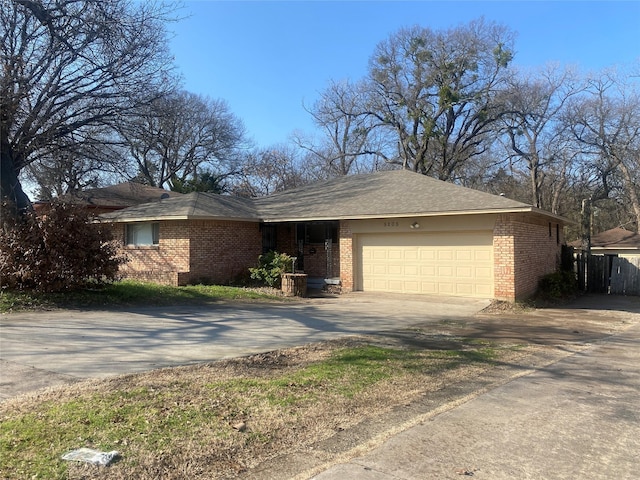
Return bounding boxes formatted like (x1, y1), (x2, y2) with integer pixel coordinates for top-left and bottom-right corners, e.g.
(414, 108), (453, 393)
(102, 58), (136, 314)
(249, 251), (294, 288)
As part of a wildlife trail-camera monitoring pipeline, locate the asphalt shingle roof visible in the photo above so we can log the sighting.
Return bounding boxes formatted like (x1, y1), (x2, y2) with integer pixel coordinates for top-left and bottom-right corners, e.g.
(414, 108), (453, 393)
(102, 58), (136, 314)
(254, 170), (530, 221)
(101, 170), (559, 223)
(47, 182), (183, 208)
(100, 191), (258, 222)
(590, 228), (640, 249)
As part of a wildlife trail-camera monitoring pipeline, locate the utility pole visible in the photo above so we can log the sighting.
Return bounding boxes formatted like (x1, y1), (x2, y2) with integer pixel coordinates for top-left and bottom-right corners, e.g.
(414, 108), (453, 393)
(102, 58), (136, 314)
(579, 198), (592, 291)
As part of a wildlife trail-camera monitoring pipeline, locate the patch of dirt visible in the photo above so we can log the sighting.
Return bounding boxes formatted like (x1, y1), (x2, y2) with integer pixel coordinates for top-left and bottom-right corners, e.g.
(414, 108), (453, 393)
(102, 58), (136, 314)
(479, 299), (534, 314)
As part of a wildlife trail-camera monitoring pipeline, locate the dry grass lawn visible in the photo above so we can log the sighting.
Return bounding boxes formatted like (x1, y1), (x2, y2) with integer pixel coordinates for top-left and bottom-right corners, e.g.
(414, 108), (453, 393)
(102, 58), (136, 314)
(0, 333), (545, 480)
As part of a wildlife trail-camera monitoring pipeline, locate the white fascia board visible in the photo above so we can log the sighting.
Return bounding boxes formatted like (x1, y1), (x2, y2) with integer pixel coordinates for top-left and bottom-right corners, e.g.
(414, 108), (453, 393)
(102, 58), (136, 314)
(260, 206), (571, 223)
(100, 215), (258, 223)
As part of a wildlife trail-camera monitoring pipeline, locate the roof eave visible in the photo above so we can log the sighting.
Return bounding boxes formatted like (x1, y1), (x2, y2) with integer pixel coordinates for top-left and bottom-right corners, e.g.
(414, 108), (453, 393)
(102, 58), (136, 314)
(99, 214), (259, 223)
(261, 206), (573, 223)
(99, 205), (573, 226)
(529, 206), (575, 225)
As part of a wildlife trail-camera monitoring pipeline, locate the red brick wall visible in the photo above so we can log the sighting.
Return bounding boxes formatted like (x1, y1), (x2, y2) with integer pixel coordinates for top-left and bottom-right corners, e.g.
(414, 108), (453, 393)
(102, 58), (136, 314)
(114, 220), (262, 286)
(493, 219), (515, 300)
(339, 221), (353, 291)
(188, 220), (262, 284)
(297, 242), (340, 278)
(274, 223), (341, 278)
(494, 214), (563, 301)
(116, 221), (190, 286)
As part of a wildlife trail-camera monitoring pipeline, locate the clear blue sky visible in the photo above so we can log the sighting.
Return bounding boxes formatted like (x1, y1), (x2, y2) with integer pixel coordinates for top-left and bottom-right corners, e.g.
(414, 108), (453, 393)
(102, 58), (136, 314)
(169, 1), (640, 149)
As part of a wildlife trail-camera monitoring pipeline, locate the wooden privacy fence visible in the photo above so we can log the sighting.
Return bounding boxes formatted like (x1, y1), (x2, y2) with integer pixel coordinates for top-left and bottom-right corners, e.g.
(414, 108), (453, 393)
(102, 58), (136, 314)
(577, 253), (640, 296)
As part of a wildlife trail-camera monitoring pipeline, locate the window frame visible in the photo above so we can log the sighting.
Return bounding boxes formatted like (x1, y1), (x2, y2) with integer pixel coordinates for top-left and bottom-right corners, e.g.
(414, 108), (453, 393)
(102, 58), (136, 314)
(125, 222), (160, 247)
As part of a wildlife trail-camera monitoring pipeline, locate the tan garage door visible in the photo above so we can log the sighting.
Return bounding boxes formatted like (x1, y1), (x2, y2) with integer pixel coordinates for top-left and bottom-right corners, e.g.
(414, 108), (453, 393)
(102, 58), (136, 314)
(359, 231), (494, 298)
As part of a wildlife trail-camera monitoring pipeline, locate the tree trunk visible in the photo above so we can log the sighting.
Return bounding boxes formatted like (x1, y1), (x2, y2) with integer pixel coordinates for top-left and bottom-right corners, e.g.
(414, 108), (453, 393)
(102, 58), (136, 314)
(617, 160), (640, 234)
(1, 143), (32, 219)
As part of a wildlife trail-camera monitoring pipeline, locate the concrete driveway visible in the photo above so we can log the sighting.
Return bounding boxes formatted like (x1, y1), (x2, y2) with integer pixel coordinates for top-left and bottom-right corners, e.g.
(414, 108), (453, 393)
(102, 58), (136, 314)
(0, 293), (489, 401)
(312, 297), (640, 480)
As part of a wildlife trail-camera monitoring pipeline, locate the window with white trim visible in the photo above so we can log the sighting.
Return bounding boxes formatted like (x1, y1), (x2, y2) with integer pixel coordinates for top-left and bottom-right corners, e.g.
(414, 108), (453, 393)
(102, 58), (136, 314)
(125, 222), (159, 246)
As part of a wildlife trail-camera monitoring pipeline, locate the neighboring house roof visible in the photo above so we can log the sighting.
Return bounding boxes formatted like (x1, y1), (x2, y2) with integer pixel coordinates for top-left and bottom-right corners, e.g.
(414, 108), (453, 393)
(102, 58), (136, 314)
(37, 182), (183, 211)
(575, 227), (640, 251)
(100, 170), (569, 223)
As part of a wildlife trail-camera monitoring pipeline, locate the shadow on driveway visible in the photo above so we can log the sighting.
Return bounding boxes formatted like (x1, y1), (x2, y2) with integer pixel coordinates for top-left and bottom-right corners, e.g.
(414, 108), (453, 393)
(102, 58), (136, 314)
(1, 293), (637, 401)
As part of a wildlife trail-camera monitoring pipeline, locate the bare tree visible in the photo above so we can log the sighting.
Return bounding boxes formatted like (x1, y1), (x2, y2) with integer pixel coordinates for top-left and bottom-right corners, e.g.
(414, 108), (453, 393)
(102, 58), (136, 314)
(24, 123), (128, 199)
(499, 64), (585, 209)
(0, 0), (178, 217)
(296, 80), (386, 178)
(118, 91), (246, 189)
(363, 19), (514, 180)
(567, 71), (640, 232)
(231, 146), (307, 198)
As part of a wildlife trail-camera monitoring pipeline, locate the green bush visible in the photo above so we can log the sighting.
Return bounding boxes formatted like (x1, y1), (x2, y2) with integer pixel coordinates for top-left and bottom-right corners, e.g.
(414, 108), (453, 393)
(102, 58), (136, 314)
(537, 270), (578, 300)
(249, 251), (293, 288)
(0, 202), (126, 292)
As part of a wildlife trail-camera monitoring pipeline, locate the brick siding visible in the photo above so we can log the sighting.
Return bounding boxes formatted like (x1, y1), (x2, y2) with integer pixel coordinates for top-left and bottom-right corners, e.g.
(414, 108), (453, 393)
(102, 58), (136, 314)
(116, 221), (190, 286)
(114, 214), (562, 300)
(494, 214), (563, 301)
(188, 220), (262, 284)
(274, 223), (341, 278)
(339, 221), (354, 291)
(115, 220), (261, 286)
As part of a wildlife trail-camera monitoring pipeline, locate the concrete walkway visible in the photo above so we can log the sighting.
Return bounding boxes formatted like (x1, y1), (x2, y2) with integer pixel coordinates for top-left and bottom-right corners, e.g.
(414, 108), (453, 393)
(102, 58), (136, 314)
(0, 293), (488, 400)
(311, 316), (640, 479)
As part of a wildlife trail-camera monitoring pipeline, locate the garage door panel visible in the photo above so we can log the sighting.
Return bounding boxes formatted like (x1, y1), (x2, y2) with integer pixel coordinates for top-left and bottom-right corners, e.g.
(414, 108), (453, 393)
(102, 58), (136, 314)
(405, 265), (419, 276)
(372, 265), (387, 275)
(475, 250), (492, 262)
(438, 266), (454, 277)
(456, 266), (473, 278)
(438, 250), (454, 261)
(438, 283), (454, 294)
(421, 282), (437, 294)
(403, 281), (420, 292)
(456, 284), (473, 295)
(456, 250), (473, 261)
(388, 265), (403, 275)
(360, 231), (494, 298)
(371, 279), (388, 290)
(372, 250), (387, 260)
(476, 267), (492, 279)
(419, 265), (436, 276)
(388, 250), (403, 260)
(420, 251), (436, 261)
(404, 250), (419, 261)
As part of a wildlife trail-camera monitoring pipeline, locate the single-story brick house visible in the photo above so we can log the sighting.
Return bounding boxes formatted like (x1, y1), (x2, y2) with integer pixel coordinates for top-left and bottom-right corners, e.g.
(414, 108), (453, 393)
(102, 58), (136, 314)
(100, 170), (569, 301)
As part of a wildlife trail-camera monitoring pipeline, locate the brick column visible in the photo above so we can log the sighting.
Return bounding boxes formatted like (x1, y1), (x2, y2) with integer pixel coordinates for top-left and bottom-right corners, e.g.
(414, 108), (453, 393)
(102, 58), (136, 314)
(339, 221), (354, 291)
(493, 215), (516, 301)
